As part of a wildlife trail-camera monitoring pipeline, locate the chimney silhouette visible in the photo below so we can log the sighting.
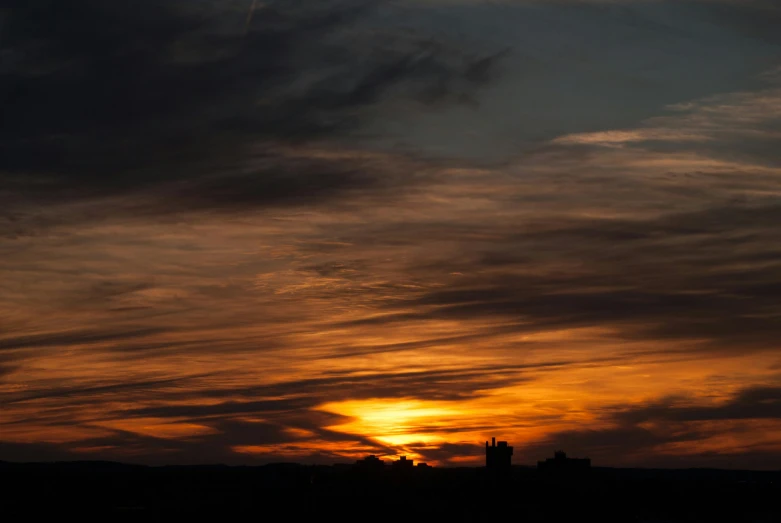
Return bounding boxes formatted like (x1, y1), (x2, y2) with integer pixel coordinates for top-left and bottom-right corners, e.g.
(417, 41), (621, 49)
(485, 436), (512, 470)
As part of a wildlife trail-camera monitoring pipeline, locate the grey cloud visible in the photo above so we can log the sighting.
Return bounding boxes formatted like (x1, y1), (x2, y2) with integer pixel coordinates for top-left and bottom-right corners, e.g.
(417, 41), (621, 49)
(361, 0), (781, 162)
(695, 0), (781, 46)
(202, 419), (299, 447)
(521, 425), (699, 467)
(615, 386), (781, 425)
(0, 359), (605, 456)
(348, 202), (781, 353)
(316, 327), (531, 359)
(0, 360), (564, 458)
(521, 385), (781, 469)
(0, 441), (85, 463)
(0, 0), (504, 214)
(3, 373), (211, 406)
(123, 398), (320, 420)
(120, 362), (563, 420)
(409, 442), (484, 465)
(0, 326), (171, 352)
(0, 412), (388, 465)
(0, 364), (18, 380)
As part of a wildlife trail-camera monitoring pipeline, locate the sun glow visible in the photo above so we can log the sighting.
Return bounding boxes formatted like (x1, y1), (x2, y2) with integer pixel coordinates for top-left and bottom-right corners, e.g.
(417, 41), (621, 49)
(319, 399), (462, 448)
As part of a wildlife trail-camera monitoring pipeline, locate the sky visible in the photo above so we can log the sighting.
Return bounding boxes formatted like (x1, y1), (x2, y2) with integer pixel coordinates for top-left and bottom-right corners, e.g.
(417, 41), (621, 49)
(1, 0), (781, 469)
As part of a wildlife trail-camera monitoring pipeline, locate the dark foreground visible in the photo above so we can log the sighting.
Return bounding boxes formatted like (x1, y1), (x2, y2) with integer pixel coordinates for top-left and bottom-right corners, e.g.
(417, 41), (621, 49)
(1, 461), (780, 522)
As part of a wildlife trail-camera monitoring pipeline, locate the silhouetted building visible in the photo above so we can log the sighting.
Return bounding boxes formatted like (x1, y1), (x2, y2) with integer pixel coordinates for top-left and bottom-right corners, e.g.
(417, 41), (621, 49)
(485, 437), (513, 469)
(392, 456), (414, 470)
(537, 450), (591, 475)
(355, 455), (385, 472)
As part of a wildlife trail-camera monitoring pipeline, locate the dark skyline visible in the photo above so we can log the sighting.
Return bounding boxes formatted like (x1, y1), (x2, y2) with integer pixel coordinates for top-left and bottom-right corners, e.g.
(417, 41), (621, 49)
(1, 0), (781, 469)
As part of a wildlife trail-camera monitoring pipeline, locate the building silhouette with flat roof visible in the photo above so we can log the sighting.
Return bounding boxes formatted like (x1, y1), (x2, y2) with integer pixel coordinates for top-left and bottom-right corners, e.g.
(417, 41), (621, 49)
(485, 437), (513, 470)
(537, 450), (591, 475)
(355, 455), (385, 472)
(392, 456), (414, 470)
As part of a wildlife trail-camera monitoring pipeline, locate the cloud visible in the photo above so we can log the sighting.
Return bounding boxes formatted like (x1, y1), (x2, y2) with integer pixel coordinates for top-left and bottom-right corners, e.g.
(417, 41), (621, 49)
(0, 356), (592, 464)
(694, 0), (781, 46)
(333, 115), (781, 351)
(408, 442), (483, 465)
(0, 0), (505, 216)
(0, 327), (170, 352)
(521, 385), (781, 469)
(0, 441), (85, 463)
(342, 239), (781, 354)
(2, 373), (211, 406)
(122, 398), (320, 420)
(0, 404), (390, 465)
(0, 365), (18, 380)
(110, 361), (568, 424)
(615, 386), (781, 424)
(553, 82), (781, 169)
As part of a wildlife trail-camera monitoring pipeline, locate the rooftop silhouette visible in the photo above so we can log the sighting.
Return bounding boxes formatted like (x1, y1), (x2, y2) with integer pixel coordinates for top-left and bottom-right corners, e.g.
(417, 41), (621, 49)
(355, 454), (385, 472)
(485, 436), (513, 470)
(537, 450), (591, 475)
(1, 448), (780, 521)
(392, 455), (415, 470)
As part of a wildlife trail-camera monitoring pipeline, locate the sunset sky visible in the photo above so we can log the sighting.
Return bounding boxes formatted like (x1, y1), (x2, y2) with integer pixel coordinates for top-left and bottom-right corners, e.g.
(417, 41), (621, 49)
(2, 0), (781, 469)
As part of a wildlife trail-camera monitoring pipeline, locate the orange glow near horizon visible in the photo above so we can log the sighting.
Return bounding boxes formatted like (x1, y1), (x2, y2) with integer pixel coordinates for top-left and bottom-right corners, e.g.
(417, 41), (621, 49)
(2, 315), (780, 467)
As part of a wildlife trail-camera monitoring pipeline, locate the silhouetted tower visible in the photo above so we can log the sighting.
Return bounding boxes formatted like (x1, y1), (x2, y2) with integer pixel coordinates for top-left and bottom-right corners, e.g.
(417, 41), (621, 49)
(485, 437), (513, 469)
(392, 456), (414, 470)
